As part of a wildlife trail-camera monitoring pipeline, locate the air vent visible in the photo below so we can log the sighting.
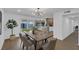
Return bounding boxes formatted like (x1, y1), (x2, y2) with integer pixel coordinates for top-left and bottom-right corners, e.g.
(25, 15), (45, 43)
(64, 10), (71, 13)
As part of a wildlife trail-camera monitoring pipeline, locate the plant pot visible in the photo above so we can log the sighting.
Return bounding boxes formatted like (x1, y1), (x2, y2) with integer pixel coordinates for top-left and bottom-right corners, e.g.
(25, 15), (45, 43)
(10, 35), (16, 40)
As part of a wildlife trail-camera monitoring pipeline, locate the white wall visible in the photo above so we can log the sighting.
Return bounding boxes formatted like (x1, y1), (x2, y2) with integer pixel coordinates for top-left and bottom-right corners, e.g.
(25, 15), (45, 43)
(3, 12), (29, 39)
(78, 23), (79, 45)
(62, 17), (74, 39)
(53, 12), (63, 40)
(0, 8), (5, 49)
(53, 12), (75, 40)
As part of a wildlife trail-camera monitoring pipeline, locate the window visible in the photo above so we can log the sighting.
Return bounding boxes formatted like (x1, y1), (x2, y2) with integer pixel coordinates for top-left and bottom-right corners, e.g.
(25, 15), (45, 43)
(21, 20), (34, 32)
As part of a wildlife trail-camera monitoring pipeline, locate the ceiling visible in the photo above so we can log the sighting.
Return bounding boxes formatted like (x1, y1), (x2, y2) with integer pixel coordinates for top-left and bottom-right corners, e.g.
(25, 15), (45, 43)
(3, 8), (72, 17)
(3, 8), (79, 21)
(63, 9), (79, 22)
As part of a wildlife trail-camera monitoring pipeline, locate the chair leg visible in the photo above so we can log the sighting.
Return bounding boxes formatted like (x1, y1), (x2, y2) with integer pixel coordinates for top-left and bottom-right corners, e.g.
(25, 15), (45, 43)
(20, 41), (22, 48)
(26, 46), (28, 50)
(22, 44), (25, 50)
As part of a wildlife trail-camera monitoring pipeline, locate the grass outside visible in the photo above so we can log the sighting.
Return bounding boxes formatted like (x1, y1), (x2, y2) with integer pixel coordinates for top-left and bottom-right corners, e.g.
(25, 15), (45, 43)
(22, 29), (32, 32)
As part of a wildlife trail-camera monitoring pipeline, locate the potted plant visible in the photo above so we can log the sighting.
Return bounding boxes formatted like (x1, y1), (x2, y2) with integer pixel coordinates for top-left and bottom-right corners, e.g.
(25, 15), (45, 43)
(6, 19), (18, 38)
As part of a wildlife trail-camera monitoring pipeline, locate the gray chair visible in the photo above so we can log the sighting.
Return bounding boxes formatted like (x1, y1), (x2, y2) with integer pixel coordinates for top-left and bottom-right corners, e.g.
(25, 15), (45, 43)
(19, 33), (34, 50)
(42, 38), (57, 50)
(25, 33), (35, 43)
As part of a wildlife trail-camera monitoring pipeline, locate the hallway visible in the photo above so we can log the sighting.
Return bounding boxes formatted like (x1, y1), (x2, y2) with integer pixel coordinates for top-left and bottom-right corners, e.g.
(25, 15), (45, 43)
(55, 30), (79, 50)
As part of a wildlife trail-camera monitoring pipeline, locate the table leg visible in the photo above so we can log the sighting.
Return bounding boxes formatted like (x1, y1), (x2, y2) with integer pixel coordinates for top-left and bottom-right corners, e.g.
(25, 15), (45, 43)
(22, 44), (24, 50)
(34, 41), (37, 50)
(45, 39), (47, 43)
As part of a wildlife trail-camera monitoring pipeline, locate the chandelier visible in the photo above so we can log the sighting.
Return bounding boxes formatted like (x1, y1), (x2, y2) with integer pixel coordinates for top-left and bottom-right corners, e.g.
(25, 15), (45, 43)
(32, 8), (44, 17)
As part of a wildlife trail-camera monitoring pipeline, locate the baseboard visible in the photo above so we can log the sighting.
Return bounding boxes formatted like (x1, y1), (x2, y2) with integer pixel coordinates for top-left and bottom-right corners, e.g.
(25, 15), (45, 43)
(62, 31), (74, 40)
(0, 38), (5, 50)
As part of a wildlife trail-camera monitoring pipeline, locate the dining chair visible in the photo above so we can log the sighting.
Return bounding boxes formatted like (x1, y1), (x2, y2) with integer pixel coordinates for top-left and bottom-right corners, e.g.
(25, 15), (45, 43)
(25, 33), (44, 50)
(25, 33), (35, 43)
(42, 38), (57, 50)
(25, 33), (39, 49)
(19, 33), (34, 50)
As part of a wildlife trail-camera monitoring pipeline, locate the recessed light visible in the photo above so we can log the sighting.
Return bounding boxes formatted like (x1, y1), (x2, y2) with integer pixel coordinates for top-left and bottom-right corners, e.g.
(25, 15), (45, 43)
(17, 9), (21, 12)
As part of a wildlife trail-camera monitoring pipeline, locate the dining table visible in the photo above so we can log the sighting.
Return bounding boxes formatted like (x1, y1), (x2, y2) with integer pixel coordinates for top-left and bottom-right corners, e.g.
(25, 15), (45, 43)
(25, 32), (53, 50)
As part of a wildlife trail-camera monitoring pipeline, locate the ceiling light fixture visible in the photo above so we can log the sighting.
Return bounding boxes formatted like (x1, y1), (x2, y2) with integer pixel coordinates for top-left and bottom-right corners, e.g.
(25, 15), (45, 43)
(32, 8), (45, 17)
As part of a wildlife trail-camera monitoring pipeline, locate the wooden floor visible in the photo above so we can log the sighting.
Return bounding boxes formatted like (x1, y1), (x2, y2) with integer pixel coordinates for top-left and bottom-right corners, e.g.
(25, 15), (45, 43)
(55, 30), (79, 50)
(2, 30), (79, 50)
(2, 36), (55, 50)
(2, 37), (22, 50)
